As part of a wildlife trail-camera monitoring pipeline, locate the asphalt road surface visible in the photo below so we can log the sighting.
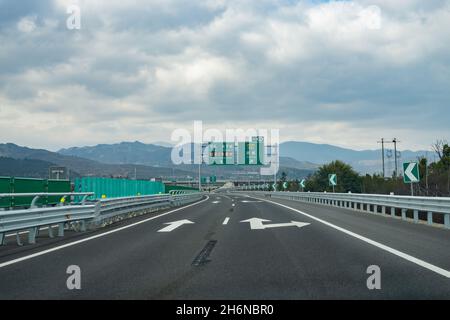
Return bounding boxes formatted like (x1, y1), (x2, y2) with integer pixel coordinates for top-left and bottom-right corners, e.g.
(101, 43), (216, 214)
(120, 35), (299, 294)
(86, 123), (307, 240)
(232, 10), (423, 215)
(0, 192), (449, 300)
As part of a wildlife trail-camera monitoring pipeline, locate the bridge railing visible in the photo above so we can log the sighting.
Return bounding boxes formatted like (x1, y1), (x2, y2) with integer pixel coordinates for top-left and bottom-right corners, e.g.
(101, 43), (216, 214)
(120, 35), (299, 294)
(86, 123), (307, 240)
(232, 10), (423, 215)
(0, 191), (204, 246)
(235, 191), (450, 230)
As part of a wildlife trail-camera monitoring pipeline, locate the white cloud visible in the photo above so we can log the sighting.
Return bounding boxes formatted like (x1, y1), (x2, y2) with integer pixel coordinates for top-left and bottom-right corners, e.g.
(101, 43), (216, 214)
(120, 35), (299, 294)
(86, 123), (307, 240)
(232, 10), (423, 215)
(0, 0), (449, 151)
(17, 16), (37, 32)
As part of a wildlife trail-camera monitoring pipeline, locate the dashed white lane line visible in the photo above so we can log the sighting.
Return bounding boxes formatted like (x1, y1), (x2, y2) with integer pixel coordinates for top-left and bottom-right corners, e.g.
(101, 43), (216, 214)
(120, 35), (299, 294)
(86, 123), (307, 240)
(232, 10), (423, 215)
(256, 196), (450, 279)
(223, 217), (230, 225)
(0, 196), (210, 269)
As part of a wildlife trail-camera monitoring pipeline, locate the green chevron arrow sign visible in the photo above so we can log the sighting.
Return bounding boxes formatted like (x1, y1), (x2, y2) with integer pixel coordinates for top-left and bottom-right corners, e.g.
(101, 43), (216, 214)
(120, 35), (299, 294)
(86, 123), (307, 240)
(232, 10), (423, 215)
(283, 182), (288, 189)
(403, 162), (420, 183)
(328, 174), (337, 186)
(272, 183), (277, 191)
(300, 179), (306, 188)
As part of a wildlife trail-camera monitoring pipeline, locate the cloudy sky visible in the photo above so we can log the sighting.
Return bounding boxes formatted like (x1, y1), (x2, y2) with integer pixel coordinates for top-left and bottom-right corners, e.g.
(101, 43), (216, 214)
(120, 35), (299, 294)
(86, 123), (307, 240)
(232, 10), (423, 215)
(0, 0), (449, 151)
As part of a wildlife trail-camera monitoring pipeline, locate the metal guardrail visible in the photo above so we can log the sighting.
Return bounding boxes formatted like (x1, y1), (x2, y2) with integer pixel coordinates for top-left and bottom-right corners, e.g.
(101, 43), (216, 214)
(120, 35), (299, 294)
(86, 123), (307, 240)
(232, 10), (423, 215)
(235, 191), (450, 230)
(0, 191), (204, 246)
(96, 192), (203, 227)
(0, 192), (94, 208)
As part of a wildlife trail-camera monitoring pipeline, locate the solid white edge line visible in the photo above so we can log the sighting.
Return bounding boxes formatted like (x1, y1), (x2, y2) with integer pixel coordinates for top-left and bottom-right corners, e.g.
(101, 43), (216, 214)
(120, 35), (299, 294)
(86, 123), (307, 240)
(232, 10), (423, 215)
(254, 196), (450, 279)
(0, 195), (210, 269)
(223, 217), (230, 225)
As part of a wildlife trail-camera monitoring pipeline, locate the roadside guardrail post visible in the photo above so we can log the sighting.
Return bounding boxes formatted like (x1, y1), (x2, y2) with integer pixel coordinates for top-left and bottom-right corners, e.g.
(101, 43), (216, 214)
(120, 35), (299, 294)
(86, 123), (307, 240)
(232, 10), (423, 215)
(80, 220), (87, 232)
(58, 223), (65, 237)
(28, 227), (38, 244)
(401, 209), (407, 220)
(0, 233), (4, 246)
(16, 233), (22, 246)
(445, 214), (450, 229)
(93, 201), (102, 227)
(413, 210), (419, 223)
(427, 212), (433, 225)
(48, 225), (54, 238)
(391, 207), (396, 217)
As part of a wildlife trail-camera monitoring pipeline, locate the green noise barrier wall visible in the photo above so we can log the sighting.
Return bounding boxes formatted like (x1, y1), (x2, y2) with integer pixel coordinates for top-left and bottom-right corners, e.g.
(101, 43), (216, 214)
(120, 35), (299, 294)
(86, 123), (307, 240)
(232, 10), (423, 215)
(0, 177), (71, 209)
(74, 177), (165, 200)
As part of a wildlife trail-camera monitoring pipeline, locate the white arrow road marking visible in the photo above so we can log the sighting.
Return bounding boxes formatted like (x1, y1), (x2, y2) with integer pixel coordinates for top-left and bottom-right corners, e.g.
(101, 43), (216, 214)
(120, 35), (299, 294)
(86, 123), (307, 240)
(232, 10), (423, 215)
(212, 201), (220, 204)
(223, 217), (230, 225)
(157, 219), (194, 232)
(241, 218), (310, 230)
(253, 197), (450, 279)
(405, 163), (419, 182)
(241, 200), (263, 203)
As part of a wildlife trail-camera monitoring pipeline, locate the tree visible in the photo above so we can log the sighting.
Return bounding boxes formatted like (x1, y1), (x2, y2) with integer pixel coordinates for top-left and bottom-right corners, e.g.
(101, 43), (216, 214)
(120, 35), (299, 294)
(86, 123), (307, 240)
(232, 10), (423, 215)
(308, 160), (361, 193)
(431, 139), (450, 195)
(288, 179), (300, 192)
(433, 139), (449, 161)
(277, 171), (287, 190)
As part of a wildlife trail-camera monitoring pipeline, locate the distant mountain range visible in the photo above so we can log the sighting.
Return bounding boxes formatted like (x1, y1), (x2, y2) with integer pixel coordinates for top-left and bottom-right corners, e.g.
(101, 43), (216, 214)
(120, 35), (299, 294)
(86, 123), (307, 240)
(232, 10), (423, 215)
(58, 142), (316, 179)
(0, 143), (193, 179)
(280, 141), (432, 174)
(0, 143), (315, 180)
(60, 140), (431, 174)
(59, 141), (318, 169)
(0, 140), (434, 180)
(60, 141), (172, 167)
(0, 157), (59, 179)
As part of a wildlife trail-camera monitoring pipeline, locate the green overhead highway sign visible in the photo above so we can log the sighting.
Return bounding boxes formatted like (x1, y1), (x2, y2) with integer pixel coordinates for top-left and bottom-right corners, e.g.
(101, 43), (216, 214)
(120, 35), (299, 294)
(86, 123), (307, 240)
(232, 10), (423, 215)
(208, 142), (235, 165)
(210, 176), (217, 183)
(403, 162), (420, 183)
(328, 174), (337, 187)
(237, 136), (264, 165)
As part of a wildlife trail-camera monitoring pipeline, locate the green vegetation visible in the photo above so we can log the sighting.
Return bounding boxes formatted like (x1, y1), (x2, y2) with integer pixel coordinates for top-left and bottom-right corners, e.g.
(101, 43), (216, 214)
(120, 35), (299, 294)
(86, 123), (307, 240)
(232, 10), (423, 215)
(278, 140), (450, 196)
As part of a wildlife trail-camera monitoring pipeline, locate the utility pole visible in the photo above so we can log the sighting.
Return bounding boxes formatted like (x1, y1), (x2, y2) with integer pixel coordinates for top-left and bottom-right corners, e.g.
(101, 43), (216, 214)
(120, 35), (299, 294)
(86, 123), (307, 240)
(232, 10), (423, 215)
(393, 138), (399, 177)
(377, 138), (386, 178)
(198, 143), (205, 192)
(425, 152), (429, 196)
(266, 143), (278, 190)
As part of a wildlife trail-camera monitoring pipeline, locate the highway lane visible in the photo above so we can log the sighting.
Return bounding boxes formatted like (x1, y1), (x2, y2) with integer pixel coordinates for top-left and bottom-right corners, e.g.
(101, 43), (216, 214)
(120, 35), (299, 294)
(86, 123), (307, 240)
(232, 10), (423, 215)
(248, 193), (450, 271)
(0, 193), (449, 299)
